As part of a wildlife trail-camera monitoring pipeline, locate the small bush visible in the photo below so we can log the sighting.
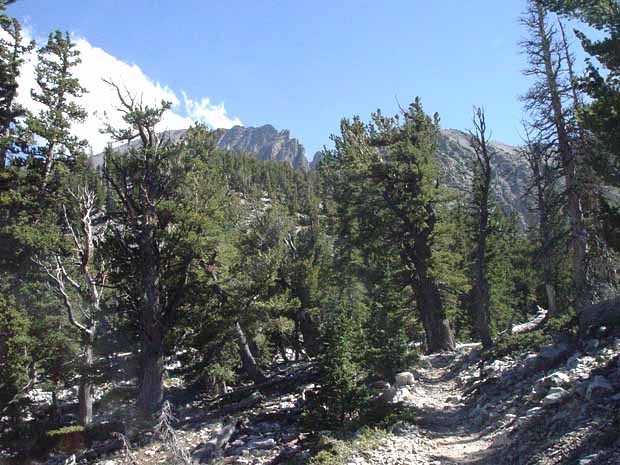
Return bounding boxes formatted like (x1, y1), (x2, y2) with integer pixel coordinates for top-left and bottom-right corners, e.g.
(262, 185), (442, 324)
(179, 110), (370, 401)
(46, 425), (86, 453)
(485, 330), (552, 360)
(308, 429), (388, 465)
(313, 304), (369, 425)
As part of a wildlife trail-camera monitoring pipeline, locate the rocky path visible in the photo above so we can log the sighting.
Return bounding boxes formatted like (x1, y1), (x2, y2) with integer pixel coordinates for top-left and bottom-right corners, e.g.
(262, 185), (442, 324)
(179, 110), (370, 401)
(348, 349), (501, 465)
(347, 336), (620, 465)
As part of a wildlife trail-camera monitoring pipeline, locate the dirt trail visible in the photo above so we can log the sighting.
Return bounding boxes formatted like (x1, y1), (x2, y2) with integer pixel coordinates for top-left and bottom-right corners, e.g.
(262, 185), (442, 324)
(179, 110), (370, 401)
(349, 349), (502, 465)
(408, 352), (496, 464)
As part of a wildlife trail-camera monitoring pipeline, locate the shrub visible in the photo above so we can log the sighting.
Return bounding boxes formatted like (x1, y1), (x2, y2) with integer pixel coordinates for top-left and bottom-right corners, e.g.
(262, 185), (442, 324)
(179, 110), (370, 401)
(485, 330), (552, 360)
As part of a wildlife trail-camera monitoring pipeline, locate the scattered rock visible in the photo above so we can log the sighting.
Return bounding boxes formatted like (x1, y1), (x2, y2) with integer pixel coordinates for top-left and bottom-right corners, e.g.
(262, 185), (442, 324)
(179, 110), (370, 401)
(542, 387), (569, 406)
(543, 372), (571, 387)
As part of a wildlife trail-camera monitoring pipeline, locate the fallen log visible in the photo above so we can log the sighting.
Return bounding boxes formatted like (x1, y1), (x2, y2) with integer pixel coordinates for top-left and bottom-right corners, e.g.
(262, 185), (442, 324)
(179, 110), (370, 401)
(206, 362), (319, 406)
(192, 417), (239, 463)
(511, 306), (548, 335)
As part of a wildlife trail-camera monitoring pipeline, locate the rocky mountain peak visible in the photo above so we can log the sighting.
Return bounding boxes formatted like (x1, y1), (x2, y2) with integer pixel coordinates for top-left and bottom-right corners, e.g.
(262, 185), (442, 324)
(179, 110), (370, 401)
(217, 125), (308, 170)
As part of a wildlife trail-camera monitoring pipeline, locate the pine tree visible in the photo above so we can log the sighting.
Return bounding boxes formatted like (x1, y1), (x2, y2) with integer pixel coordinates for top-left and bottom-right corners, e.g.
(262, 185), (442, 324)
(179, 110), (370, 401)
(0, 291), (32, 420)
(103, 86), (226, 413)
(0, 13), (33, 168)
(324, 98), (456, 353)
(27, 31), (87, 192)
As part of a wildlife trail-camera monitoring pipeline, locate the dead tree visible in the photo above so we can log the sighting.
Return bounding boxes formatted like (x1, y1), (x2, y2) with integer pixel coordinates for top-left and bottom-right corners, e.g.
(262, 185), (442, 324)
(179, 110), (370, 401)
(34, 186), (108, 426)
(467, 107), (494, 348)
(521, 0), (589, 316)
(521, 130), (565, 318)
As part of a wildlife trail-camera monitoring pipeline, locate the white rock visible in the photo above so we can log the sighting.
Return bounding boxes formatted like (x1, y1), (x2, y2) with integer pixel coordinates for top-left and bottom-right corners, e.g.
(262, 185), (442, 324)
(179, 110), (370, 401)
(395, 371), (415, 387)
(526, 406), (544, 417)
(392, 386), (414, 403)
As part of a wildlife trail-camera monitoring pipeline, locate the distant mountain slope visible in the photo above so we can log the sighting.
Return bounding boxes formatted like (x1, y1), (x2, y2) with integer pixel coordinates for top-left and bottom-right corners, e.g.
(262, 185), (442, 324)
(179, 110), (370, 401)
(90, 125), (530, 221)
(312, 128), (531, 222)
(438, 129), (530, 223)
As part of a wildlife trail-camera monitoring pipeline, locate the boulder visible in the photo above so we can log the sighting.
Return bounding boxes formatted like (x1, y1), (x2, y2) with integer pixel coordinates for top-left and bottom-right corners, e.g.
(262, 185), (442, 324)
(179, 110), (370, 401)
(540, 372), (571, 388)
(586, 375), (613, 400)
(528, 344), (570, 372)
(542, 387), (569, 405)
(395, 372), (415, 387)
(375, 385), (414, 405)
(369, 381), (391, 391)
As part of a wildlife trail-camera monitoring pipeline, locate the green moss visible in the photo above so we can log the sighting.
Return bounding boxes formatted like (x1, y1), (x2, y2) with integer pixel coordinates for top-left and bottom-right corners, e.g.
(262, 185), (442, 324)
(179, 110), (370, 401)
(46, 425), (84, 437)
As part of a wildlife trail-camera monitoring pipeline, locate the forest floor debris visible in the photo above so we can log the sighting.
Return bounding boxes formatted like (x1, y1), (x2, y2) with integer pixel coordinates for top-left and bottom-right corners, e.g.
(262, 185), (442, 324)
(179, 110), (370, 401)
(2, 338), (619, 465)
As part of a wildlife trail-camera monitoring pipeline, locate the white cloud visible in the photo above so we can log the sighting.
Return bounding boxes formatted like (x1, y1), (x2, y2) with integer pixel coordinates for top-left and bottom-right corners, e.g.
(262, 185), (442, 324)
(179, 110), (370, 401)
(14, 28), (242, 153)
(182, 92), (242, 130)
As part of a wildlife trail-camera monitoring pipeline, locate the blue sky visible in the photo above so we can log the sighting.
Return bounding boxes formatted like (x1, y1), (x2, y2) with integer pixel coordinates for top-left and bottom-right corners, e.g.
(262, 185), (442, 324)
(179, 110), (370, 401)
(10, 0), (591, 159)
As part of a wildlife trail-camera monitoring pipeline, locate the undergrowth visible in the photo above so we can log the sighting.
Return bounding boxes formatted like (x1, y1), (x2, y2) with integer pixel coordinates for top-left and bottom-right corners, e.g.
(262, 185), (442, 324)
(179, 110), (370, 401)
(307, 428), (390, 465)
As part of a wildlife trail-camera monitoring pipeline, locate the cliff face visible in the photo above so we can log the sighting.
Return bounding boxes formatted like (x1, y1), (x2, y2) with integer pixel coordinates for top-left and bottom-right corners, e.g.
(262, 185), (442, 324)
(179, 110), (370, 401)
(437, 129), (531, 223)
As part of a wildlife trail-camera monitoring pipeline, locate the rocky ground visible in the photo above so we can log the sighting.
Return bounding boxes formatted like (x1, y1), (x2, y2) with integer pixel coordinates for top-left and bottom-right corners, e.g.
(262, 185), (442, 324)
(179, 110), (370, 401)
(346, 338), (620, 465)
(2, 336), (619, 465)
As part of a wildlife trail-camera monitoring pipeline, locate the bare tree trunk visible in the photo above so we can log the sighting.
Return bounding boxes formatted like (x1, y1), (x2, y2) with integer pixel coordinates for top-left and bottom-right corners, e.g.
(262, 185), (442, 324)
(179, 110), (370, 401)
(137, 226), (165, 414)
(469, 107), (494, 348)
(296, 309), (321, 357)
(234, 321), (266, 384)
(402, 219), (456, 353)
(40, 142), (56, 194)
(416, 274), (456, 353)
(544, 283), (558, 316)
(137, 330), (165, 414)
(78, 333), (94, 426)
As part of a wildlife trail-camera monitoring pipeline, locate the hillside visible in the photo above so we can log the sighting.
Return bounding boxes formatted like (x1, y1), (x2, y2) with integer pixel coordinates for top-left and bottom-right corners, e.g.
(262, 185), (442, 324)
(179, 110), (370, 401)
(90, 125), (530, 220)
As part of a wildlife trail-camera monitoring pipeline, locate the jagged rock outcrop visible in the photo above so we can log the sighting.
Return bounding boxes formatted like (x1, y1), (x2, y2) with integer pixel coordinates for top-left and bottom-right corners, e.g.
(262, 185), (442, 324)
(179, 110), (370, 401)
(90, 124), (309, 170)
(218, 125), (308, 170)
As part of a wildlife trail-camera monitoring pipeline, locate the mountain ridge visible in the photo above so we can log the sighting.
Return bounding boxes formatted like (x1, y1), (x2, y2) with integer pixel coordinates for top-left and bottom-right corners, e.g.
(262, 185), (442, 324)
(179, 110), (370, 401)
(90, 124), (530, 221)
